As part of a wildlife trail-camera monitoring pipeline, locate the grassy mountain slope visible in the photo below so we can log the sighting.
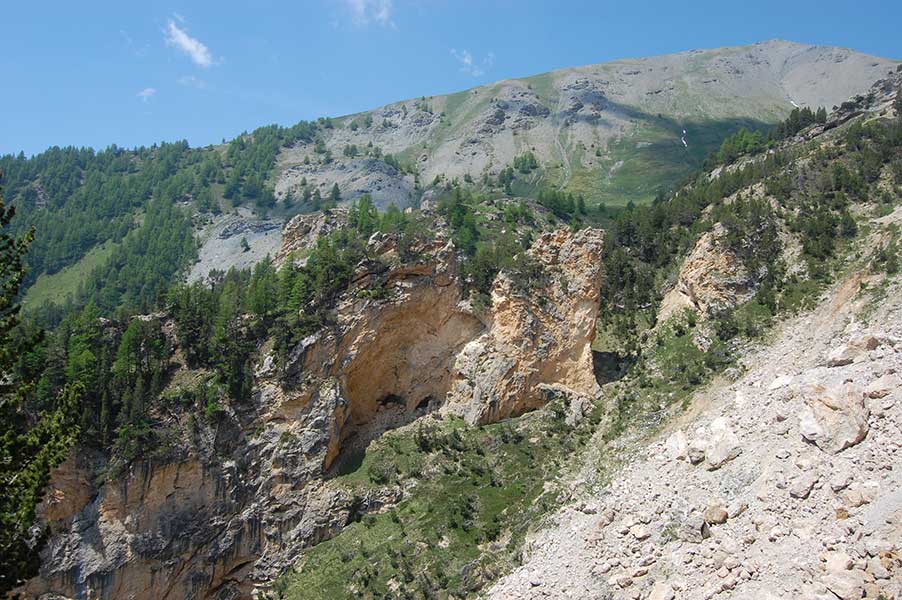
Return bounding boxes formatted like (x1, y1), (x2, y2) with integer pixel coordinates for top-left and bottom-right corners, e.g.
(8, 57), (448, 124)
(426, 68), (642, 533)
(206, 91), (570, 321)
(277, 40), (898, 208)
(0, 41), (895, 317)
(271, 69), (902, 600)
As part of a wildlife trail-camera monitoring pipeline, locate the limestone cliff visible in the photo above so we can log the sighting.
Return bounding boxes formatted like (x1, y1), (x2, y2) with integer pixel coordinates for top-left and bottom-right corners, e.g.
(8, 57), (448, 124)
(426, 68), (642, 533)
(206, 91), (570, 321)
(446, 228), (605, 424)
(20, 224), (604, 600)
(273, 208), (349, 268)
(656, 223), (757, 324)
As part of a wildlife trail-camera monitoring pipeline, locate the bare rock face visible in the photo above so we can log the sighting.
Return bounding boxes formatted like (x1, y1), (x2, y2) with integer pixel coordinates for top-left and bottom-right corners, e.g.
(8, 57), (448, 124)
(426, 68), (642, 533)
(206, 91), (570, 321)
(35, 453), (95, 527)
(23, 226), (605, 600)
(445, 228), (606, 424)
(273, 207), (349, 268)
(657, 224), (757, 324)
(798, 382), (870, 454)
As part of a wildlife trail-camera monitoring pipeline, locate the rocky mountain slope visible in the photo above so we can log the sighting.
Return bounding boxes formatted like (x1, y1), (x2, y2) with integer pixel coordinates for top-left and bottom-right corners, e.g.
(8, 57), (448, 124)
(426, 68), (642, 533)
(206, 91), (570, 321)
(274, 40), (896, 208)
(7, 51), (902, 600)
(488, 226), (902, 600)
(486, 75), (902, 600)
(185, 41), (899, 283)
(17, 219), (606, 600)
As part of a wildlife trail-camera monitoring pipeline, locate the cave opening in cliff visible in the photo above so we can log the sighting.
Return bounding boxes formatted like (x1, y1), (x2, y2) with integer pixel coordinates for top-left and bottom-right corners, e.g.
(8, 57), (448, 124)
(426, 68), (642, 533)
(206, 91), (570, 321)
(327, 300), (485, 477)
(592, 349), (634, 384)
(330, 391), (438, 477)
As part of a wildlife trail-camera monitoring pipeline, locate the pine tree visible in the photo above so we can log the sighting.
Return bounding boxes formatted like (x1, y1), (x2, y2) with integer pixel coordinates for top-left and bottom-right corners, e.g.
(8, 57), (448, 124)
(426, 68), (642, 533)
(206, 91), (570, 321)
(0, 176), (81, 591)
(311, 188), (322, 211)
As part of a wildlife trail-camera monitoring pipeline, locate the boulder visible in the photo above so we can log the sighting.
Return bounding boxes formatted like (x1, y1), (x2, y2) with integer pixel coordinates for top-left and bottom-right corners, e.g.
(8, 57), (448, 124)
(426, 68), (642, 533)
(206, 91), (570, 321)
(849, 333), (882, 351)
(705, 417), (742, 469)
(769, 374), (794, 390)
(842, 486), (874, 508)
(790, 471), (819, 499)
(825, 344), (861, 367)
(648, 582), (676, 600)
(687, 437), (707, 465)
(631, 524), (651, 540)
(679, 515), (712, 543)
(798, 383), (869, 453)
(824, 551), (853, 574)
(666, 430), (689, 461)
(822, 570), (866, 600)
(865, 372), (899, 399)
(704, 504), (729, 525)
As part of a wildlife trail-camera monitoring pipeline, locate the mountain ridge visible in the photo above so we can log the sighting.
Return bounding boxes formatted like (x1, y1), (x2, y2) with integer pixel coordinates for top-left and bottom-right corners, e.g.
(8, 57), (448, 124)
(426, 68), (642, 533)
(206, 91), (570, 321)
(3, 49), (901, 600)
(272, 39), (898, 209)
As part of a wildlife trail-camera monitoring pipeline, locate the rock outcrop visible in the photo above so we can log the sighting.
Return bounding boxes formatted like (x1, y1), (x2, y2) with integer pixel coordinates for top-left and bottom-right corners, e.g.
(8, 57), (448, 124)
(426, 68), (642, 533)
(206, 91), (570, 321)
(273, 207), (349, 268)
(446, 228), (606, 424)
(657, 223), (757, 324)
(22, 226), (605, 600)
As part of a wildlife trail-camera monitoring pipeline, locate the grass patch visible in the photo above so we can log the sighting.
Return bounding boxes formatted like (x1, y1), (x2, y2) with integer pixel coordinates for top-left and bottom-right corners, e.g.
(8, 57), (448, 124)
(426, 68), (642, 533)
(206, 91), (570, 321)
(273, 403), (600, 599)
(23, 240), (117, 309)
(569, 116), (773, 207)
(519, 72), (557, 106)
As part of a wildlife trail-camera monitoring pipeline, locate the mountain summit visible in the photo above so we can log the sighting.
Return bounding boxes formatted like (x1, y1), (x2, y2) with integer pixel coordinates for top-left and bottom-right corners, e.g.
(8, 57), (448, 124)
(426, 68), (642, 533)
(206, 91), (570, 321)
(273, 39), (897, 208)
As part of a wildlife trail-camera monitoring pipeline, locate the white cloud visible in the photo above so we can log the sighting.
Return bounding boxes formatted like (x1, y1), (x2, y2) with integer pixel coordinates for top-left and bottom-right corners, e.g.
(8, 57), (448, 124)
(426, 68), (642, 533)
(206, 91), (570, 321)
(177, 75), (207, 89)
(342, 0), (395, 28)
(451, 49), (494, 77)
(164, 18), (214, 68)
(137, 88), (156, 102)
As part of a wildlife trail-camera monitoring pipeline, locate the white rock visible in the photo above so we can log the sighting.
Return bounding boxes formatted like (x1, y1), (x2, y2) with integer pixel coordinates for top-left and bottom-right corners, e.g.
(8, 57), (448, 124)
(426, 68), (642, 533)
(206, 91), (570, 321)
(630, 524), (651, 540)
(790, 471), (819, 499)
(647, 582), (675, 600)
(829, 471), (853, 492)
(865, 372), (899, 399)
(822, 570), (866, 600)
(824, 551), (853, 574)
(843, 486), (874, 508)
(864, 538), (894, 557)
(867, 557), (890, 579)
(726, 500), (748, 518)
(798, 383), (869, 454)
(705, 418), (742, 470)
(825, 344), (861, 367)
(769, 374), (794, 390)
(666, 430), (689, 461)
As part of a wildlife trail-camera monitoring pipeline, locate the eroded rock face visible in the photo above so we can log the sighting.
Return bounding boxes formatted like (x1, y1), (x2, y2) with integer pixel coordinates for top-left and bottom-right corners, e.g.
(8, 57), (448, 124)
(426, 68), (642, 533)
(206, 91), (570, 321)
(274, 207), (349, 268)
(445, 228), (606, 424)
(657, 224), (757, 324)
(24, 226), (605, 600)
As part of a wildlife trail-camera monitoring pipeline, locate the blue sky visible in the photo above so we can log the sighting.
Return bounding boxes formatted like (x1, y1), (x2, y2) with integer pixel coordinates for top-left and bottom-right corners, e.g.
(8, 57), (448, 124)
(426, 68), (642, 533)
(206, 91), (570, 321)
(3, 0), (901, 156)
